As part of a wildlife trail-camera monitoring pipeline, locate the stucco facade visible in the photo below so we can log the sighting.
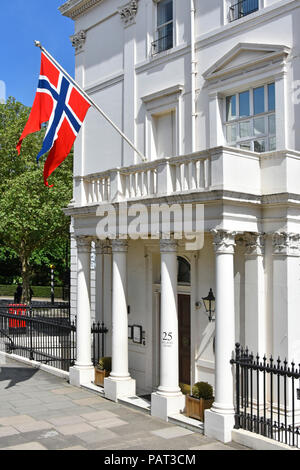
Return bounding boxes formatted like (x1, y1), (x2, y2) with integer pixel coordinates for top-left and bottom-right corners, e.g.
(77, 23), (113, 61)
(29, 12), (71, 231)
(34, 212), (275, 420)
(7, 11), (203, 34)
(60, 0), (300, 443)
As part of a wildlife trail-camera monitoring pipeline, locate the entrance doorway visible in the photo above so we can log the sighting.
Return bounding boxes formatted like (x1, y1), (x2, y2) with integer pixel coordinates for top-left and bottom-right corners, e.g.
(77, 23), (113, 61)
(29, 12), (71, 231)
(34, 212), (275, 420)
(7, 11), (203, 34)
(178, 294), (191, 386)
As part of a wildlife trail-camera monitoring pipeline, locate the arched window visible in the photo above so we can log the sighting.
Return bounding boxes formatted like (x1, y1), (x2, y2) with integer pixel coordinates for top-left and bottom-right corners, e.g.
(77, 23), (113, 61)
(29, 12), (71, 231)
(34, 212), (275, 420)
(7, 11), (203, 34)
(177, 256), (190, 284)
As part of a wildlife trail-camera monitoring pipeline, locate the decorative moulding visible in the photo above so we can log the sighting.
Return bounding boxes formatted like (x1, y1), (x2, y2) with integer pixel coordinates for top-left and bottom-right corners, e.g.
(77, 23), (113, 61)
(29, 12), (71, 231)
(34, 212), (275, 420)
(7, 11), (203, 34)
(203, 43), (290, 82)
(118, 0), (139, 27)
(70, 30), (87, 53)
(59, 0), (104, 19)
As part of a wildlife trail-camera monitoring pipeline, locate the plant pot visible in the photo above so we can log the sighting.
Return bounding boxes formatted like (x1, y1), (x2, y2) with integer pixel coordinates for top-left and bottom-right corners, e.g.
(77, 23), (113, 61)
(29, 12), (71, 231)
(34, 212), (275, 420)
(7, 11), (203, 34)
(185, 395), (214, 422)
(94, 368), (110, 387)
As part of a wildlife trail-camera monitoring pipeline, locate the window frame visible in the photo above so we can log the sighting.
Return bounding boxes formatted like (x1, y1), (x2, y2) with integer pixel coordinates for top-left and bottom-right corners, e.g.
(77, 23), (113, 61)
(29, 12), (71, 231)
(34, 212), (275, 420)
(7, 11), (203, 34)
(224, 82), (276, 153)
(152, 0), (174, 56)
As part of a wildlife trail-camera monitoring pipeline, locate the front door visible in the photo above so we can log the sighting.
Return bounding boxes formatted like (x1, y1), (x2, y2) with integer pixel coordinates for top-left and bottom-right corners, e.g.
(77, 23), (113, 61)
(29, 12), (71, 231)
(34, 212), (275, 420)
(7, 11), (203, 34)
(178, 294), (191, 386)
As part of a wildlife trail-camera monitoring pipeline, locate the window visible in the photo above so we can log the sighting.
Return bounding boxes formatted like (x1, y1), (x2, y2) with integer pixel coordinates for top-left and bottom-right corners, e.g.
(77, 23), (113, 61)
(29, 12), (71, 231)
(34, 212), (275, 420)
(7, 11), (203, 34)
(152, 0), (173, 55)
(153, 110), (175, 158)
(225, 83), (276, 152)
(177, 257), (190, 284)
(229, 0), (259, 22)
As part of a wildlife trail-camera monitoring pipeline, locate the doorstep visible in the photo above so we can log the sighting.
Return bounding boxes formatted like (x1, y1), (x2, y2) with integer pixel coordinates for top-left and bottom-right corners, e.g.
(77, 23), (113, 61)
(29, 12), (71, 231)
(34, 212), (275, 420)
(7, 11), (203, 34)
(81, 382), (105, 396)
(169, 413), (204, 434)
(118, 395), (151, 413)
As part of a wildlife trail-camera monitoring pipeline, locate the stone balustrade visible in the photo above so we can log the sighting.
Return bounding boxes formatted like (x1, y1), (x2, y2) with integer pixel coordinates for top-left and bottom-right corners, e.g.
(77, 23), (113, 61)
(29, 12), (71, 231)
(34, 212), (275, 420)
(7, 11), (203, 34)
(73, 147), (300, 207)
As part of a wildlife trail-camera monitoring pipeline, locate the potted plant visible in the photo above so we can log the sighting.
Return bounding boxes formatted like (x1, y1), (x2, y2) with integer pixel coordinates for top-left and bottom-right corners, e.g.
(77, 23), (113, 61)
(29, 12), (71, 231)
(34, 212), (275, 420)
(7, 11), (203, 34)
(94, 357), (112, 387)
(186, 382), (214, 422)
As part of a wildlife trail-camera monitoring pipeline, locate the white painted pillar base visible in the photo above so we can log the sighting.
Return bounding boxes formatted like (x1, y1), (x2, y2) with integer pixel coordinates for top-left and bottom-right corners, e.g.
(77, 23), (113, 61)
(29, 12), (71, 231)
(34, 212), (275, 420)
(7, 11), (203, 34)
(69, 365), (94, 387)
(151, 392), (185, 421)
(104, 377), (136, 402)
(205, 410), (235, 443)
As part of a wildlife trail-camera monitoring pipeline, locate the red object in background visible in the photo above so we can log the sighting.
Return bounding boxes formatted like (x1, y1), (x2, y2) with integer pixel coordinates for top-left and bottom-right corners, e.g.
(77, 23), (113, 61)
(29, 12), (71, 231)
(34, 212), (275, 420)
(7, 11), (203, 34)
(8, 304), (27, 328)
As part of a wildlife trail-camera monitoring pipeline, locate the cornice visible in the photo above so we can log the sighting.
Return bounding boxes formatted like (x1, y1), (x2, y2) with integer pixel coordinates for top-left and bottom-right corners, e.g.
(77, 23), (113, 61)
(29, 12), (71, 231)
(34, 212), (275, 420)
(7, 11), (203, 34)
(59, 0), (104, 19)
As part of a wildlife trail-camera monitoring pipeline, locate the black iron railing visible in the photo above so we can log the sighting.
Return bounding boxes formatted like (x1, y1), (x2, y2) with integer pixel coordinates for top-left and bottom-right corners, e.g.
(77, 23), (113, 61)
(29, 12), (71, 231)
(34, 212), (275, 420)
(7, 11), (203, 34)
(0, 307), (76, 371)
(152, 32), (173, 55)
(92, 322), (109, 366)
(0, 305), (108, 372)
(231, 343), (300, 448)
(229, 0), (259, 22)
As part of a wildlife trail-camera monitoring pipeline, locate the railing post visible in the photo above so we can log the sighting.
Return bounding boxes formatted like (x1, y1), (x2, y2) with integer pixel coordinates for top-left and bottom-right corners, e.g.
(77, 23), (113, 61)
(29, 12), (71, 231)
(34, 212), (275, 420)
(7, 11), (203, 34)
(234, 343), (241, 429)
(29, 304), (34, 361)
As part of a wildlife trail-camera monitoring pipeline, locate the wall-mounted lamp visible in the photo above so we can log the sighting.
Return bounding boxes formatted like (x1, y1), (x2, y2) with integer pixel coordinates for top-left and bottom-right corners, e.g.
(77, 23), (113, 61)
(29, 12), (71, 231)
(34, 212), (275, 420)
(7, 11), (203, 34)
(202, 288), (216, 322)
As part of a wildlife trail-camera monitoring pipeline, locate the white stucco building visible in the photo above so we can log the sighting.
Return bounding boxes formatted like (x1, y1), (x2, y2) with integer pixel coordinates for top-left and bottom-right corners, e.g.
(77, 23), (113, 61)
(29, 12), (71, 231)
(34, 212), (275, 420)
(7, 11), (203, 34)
(60, 0), (300, 443)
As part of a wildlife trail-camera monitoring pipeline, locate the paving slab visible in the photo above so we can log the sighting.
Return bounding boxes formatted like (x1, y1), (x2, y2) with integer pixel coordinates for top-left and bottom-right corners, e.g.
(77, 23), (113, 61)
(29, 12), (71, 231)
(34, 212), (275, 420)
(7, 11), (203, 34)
(0, 357), (250, 451)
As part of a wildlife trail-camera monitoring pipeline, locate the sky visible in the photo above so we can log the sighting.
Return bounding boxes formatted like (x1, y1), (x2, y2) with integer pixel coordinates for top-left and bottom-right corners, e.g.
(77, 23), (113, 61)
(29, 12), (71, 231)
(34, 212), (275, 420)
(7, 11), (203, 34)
(0, 0), (74, 106)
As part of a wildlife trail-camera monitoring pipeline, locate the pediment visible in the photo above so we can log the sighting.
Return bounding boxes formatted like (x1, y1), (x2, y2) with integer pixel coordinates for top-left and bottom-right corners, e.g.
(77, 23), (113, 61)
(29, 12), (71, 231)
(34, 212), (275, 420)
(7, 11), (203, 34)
(203, 43), (290, 81)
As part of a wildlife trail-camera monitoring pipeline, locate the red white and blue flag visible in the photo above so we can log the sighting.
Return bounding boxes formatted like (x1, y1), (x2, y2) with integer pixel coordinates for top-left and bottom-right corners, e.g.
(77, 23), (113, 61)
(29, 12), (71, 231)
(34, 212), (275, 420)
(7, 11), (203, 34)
(17, 52), (91, 186)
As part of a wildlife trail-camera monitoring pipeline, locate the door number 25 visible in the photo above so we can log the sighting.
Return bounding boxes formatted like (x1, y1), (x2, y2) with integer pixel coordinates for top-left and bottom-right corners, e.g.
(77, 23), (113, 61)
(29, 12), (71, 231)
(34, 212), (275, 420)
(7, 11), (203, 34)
(162, 332), (173, 341)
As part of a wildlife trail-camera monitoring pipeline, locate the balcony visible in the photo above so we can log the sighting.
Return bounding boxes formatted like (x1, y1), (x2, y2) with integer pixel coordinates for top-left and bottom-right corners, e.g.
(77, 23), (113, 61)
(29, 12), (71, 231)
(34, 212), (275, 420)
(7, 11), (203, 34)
(229, 0), (259, 22)
(72, 147), (300, 209)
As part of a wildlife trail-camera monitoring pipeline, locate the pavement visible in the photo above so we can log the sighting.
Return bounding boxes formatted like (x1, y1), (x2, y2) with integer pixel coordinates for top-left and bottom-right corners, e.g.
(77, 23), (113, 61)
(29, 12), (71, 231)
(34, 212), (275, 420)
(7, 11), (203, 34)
(0, 356), (249, 451)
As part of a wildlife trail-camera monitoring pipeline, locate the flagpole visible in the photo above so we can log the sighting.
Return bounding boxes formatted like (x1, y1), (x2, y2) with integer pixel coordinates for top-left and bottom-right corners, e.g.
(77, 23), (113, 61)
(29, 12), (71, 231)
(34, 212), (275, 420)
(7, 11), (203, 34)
(34, 41), (147, 163)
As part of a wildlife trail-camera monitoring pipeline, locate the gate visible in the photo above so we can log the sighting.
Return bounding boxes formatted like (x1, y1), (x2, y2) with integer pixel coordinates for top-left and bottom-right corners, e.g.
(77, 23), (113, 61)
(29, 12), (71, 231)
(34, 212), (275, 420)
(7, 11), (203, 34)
(231, 343), (300, 448)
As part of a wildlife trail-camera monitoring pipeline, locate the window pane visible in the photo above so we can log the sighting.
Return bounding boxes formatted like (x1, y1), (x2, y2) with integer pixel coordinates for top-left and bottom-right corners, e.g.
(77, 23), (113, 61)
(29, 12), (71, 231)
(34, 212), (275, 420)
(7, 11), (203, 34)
(240, 142), (251, 151)
(268, 114), (276, 135)
(268, 83), (275, 111)
(254, 117), (265, 136)
(226, 124), (237, 143)
(240, 120), (251, 138)
(269, 136), (276, 151)
(226, 95), (236, 121)
(253, 86), (265, 115)
(157, 0), (173, 26)
(157, 23), (173, 51)
(241, 0), (259, 15)
(254, 139), (266, 152)
(239, 91), (250, 117)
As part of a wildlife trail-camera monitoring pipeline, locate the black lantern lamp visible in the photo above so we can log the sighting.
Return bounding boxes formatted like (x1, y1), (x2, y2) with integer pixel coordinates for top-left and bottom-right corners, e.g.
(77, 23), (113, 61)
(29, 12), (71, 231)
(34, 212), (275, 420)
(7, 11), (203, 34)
(202, 288), (216, 322)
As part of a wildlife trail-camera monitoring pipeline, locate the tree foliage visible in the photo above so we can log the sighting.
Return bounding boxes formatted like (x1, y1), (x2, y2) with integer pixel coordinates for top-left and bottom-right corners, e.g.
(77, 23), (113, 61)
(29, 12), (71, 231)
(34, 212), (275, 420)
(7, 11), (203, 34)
(0, 97), (73, 302)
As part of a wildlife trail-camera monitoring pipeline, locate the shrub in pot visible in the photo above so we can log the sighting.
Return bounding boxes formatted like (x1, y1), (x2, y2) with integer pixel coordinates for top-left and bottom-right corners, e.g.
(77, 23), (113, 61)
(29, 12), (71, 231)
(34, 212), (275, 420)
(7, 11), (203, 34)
(94, 357), (112, 387)
(186, 382), (214, 422)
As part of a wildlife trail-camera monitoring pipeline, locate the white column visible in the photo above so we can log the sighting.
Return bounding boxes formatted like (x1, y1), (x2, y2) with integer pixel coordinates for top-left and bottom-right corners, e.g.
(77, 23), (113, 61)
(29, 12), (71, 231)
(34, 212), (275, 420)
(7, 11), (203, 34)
(244, 233), (266, 355)
(151, 239), (185, 421)
(94, 240), (103, 325)
(205, 230), (236, 443)
(69, 236), (94, 387)
(103, 241), (112, 358)
(244, 233), (266, 410)
(272, 233), (300, 415)
(104, 239), (136, 401)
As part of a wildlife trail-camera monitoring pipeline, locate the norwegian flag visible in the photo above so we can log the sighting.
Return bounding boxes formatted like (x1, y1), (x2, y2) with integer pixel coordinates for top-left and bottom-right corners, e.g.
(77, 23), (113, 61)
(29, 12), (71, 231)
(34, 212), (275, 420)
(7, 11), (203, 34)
(17, 52), (91, 186)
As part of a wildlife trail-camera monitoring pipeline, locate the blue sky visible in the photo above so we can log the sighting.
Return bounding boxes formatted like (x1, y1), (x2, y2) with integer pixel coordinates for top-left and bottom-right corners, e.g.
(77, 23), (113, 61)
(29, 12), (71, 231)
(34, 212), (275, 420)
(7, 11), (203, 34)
(1, 0), (74, 106)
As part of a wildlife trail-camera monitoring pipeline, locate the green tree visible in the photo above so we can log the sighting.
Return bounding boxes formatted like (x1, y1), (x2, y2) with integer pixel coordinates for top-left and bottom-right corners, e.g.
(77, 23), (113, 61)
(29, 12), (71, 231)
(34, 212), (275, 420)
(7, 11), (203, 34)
(0, 98), (73, 302)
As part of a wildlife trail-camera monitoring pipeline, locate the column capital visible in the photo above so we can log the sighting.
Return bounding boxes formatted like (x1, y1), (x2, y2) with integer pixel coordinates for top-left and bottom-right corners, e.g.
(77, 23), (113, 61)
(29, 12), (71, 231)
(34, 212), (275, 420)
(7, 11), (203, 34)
(244, 232), (265, 256)
(111, 239), (128, 253)
(75, 236), (92, 254)
(211, 230), (236, 254)
(160, 238), (178, 253)
(272, 232), (300, 256)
